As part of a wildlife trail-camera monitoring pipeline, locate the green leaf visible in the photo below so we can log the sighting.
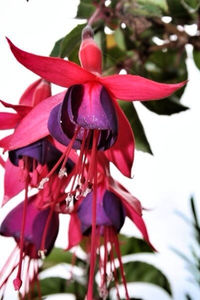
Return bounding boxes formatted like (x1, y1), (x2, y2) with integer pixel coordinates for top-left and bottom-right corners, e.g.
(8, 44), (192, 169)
(193, 48), (200, 70)
(167, 0), (191, 22)
(118, 101), (153, 154)
(123, 261), (172, 295)
(138, 0), (168, 11)
(190, 197), (199, 229)
(59, 24), (86, 58)
(42, 248), (85, 270)
(142, 96), (189, 115)
(143, 49), (188, 115)
(30, 277), (87, 299)
(76, 0), (95, 19)
(135, 1), (163, 17)
(50, 38), (63, 57)
(114, 28), (127, 51)
(181, 0), (200, 13)
(119, 234), (154, 255)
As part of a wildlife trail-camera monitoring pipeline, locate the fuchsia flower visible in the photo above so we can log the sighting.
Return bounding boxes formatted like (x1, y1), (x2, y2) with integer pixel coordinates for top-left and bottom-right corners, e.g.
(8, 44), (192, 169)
(0, 78), (51, 150)
(0, 195), (59, 296)
(0, 24), (186, 300)
(6, 25), (185, 178)
(67, 154), (153, 299)
(0, 78), (52, 204)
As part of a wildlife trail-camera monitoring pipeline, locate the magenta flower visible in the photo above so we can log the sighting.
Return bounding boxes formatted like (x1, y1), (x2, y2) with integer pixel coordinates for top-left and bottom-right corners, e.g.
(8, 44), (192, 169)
(0, 78), (52, 204)
(67, 155), (154, 299)
(0, 78), (51, 150)
(0, 195), (59, 292)
(6, 25), (185, 177)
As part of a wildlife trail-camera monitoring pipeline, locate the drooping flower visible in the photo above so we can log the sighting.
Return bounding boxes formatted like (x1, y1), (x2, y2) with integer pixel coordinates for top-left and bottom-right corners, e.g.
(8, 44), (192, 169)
(0, 78), (52, 204)
(67, 178), (153, 300)
(3, 25), (185, 300)
(0, 195), (59, 295)
(6, 25), (186, 178)
(0, 78), (51, 150)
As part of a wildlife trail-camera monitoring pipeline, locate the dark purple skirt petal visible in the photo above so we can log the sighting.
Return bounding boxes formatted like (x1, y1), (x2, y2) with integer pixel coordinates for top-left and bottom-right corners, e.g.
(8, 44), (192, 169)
(0, 195), (59, 258)
(67, 84), (118, 132)
(103, 191), (126, 232)
(9, 137), (74, 173)
(77, 188), (125, 234)
(77, 190), (112, 234)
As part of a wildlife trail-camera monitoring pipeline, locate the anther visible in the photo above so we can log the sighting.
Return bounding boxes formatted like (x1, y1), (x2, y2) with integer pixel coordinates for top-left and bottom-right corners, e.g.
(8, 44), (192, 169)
(66, 194), (73, 206)
(58, 167), (67, 179)
(38, 177), (49, 190)
(38, 249), (47, 259)
(98, 284), (108, 300)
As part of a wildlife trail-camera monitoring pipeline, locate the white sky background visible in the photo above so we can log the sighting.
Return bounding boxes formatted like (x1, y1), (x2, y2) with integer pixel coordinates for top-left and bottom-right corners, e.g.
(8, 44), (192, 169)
(0, 0), (200, 300)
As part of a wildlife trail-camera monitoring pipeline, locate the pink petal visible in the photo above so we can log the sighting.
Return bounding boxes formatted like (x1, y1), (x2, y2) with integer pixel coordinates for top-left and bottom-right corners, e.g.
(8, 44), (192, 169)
(66, 213), (82, 250)
(3, 159), (25, 205)
(0, 155), (5, 168)
(0, 112), (20, 129)
(109, 178), (142, 216)
(7, 92), (66, 151)
(0, 134), (13, 150)
(0, 100), (31, 117)
(19, 78), (42, 105)
(105, 101), (134, 177)
(100, 75), (186, 101)
(122, 197), (156, 250)
(7, 38), (97, 87)
(20, 79), (52, 106)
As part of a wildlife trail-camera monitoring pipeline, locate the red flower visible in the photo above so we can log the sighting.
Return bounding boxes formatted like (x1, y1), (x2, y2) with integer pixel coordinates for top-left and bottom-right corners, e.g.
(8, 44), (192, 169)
(6, 26), (185, 177)
(67, 161), (154, 299)
(0, 195), (59, 293)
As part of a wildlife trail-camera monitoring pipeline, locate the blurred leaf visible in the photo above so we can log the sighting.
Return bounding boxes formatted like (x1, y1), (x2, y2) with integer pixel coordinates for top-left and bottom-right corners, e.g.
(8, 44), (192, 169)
(76, 0), (95, 19)
(30, 277), (86, 299)
(193, 48), (200, 70)
(135, 1), (163, 17)
(190, 197), (200, 229)
(59, 24), (86, 58)
(142, 96), (189, 115)
(42, 248), (85, 270)
(167, 0), (191, 22)
(123, 261), (172, 295)
(119, 101), (152, 154)
(185, 294), (193, 300)
(68, 44), (80, 64)
(143, 49), (188, 115)
(182, 0), (200, 13)
(105, 46), (127, 69)
(119, 234), (154, 255)
(50, 38), (63, 57)
(139, 0), (168, 11)
(171, 247), (194, 265)
(114, 28), (126, 51)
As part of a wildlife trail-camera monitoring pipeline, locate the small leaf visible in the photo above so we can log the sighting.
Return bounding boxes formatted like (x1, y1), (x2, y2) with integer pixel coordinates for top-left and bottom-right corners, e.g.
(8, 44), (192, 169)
(123, 261), (172, 295)
(42, 248), (85, 270)
(60, 24), (86, 58)
(50, 38), (63, 57)
(119, 234), (154, 255)
(193, 48), (200, 70)
(190, 197), (199, 229)
(30, 277), (87, 298)
(76, 0), (95, 19)
(114, 28), (126, 51)
(119, 101), (153, 154)
(167, 0), (191, 22)
(142, 96), (189, 115)
(181, 0), (200, 13)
